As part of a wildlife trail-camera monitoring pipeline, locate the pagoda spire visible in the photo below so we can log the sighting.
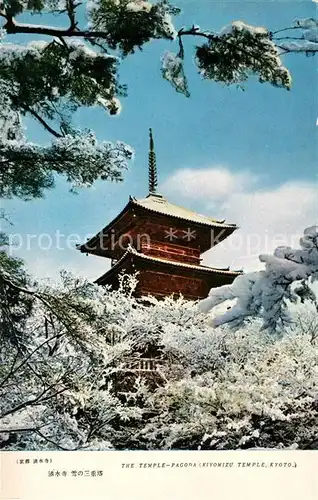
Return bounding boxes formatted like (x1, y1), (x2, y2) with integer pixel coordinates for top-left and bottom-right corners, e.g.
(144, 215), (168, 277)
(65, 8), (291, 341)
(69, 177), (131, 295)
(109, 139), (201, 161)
(148, 128), (158, 194)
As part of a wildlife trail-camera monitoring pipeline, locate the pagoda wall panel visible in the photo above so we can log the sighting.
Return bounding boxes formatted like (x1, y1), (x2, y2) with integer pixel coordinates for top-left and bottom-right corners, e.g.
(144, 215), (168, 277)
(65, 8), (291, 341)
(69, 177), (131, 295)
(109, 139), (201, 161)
(138, 270), (205, 299)
(131, 218), (202, 249)
(140, 240), (201, 265)
(132, 212), (227, 253)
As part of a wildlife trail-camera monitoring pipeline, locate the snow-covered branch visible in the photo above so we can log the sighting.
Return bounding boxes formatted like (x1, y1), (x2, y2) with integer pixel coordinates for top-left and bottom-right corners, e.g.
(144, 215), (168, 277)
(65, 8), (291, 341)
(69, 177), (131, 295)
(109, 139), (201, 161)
(199, 226), (318, 331)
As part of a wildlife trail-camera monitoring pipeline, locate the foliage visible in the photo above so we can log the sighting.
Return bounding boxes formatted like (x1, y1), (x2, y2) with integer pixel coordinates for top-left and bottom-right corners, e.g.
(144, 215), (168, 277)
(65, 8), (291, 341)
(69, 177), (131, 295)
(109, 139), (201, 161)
(0, 36), (134, 198)
(199, 226), (318, 331)
(147, 315), (318, 450)
(0, 232), (34, 347)
(1, 269), (317, 451)
(195, 21), (291, 89)
(0, 127), (134, 199)
(0, 2), (316, 199)
(88, 0), (179, 55)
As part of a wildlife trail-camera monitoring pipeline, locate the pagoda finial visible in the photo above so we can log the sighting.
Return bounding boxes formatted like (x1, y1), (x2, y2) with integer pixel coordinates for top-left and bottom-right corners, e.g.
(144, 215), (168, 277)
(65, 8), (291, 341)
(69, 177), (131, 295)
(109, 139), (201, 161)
(148, 128), (158, 194)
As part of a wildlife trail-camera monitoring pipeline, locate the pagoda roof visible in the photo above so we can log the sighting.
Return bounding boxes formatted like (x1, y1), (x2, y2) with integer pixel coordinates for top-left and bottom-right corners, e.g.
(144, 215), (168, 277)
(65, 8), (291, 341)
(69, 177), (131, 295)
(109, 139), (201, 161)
(96, 245), (242, 285)
(130, 194), (237, 229)
(78, 193), (237, 255)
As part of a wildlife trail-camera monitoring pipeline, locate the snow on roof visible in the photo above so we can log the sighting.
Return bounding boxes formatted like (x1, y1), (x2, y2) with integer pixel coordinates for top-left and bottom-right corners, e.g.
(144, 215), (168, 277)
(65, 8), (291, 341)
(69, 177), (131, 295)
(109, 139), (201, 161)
(79, 193), (237, 253)
(131, 194), (237, 229)
(131, 250), (242, 275)
(96, 245), (242, 284)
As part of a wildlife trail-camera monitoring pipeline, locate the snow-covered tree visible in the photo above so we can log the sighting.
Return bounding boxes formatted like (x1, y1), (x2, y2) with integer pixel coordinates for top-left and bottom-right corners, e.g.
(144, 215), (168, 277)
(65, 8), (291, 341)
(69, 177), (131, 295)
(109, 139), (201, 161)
(1, 268), (317, 451)
(199, 226), (318, 331)
(0, 271), (140, 450)
(0, 2), (316, 199)
(147, 313), (318, 450)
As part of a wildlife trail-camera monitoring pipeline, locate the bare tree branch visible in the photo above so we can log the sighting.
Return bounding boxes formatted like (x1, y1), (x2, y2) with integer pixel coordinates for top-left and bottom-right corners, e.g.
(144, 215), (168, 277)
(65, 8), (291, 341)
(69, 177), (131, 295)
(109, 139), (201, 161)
(271, 26), (305, 36)
(273, 36), (305, 41)
(0, 385), (67, 419)
(178, 27), (218, 41)
(0, 426), (35, 433)
(0, 331), (65, 388)
(4, 19), (112, 41)
(276, 45), (317, 55)
(20, 105), (63, 139)
(65, 0), (81, 30)
(35, 429), (74, 450)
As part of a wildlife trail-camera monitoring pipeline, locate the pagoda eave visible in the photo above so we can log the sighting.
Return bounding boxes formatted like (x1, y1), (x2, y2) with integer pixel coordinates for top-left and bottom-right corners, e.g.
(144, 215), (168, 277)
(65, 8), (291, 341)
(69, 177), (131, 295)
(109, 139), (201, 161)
(78, 200), (132, 255)
(96, 250), (241, 300)
(78, 198), (238, 257)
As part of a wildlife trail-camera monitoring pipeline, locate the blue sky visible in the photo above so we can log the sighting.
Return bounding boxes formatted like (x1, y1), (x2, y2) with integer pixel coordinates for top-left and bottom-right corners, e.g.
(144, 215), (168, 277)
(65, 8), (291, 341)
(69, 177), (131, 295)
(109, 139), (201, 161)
(1, 0), (317, 280)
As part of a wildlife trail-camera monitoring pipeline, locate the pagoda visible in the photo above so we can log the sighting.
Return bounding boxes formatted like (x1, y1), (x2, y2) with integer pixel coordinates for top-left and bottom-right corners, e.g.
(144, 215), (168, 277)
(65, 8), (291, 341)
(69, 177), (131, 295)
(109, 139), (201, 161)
(78, 130), (242, 299)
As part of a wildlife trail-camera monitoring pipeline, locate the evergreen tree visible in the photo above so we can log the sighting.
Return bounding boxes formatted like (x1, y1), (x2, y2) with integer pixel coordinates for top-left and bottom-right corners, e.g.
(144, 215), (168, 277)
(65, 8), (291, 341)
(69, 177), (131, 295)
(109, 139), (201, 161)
(199, 226), (318, 330)
(0, 1), (316, 199)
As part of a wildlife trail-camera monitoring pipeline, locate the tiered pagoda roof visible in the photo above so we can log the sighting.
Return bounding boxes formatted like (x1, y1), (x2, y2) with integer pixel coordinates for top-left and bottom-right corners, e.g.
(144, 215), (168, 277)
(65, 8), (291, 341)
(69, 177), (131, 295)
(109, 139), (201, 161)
(79, 191), (238, 257)
(96, 244), (240, 285)
(79, 129), (242, 299)
(130, 193), (233, 228)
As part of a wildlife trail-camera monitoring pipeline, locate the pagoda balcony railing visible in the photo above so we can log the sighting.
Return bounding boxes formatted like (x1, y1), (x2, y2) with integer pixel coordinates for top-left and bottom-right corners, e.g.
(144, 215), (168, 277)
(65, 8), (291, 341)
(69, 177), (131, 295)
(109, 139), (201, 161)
(120, 357), (163, 372)
(141, 244), (201, 265)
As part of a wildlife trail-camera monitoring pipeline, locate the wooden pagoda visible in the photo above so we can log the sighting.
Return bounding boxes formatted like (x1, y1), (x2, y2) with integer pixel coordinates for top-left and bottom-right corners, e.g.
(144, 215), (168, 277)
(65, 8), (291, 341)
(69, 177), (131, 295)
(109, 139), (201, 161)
(78, 130), (242, 300)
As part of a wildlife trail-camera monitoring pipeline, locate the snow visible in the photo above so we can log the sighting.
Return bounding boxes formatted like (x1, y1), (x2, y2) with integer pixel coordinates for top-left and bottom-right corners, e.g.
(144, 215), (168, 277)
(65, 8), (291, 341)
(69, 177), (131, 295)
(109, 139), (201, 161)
(86, 0), (101, 14)
(126, 1), (152, 13)
(199, 226), (318, 330)
(0, 42), (46, 61)
(303, 26), (318, 43)
(219, 21), (268, 37)
(194, 19), (292, 90)
(293, 18), (317, 29)
(0, 37), (114, 65)
(28, 40), (48, 50)
(97, 96), (122, 115)
(161, 51), (190, 97)
(160, 13), (177, 40)
(279, 40), (318, 52)
(277, 18), (318, 52)
(68, 39), (99, 60)
(1, 267), (317, 450)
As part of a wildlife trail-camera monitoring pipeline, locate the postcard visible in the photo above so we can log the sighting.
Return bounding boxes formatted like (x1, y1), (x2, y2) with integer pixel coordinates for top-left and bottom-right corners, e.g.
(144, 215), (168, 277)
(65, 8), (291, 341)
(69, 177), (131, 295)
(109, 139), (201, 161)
(0, 0), (317, 498)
